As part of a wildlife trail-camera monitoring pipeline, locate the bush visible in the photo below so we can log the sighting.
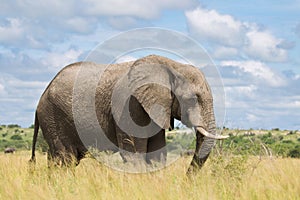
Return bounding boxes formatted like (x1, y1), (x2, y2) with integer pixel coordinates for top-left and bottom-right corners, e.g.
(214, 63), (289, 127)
(10, 135), (22, 140)
(166, 135), (174, 140)
(278, 135), (284, 141)
(287, 145), (300, 158)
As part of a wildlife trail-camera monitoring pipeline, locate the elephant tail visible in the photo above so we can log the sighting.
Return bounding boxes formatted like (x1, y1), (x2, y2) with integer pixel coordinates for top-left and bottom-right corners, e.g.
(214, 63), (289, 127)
(29, 112), (39, 163)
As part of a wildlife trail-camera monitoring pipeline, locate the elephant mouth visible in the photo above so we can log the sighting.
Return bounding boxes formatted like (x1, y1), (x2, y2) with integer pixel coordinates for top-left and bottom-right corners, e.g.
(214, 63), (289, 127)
(195, 127), (228, 139)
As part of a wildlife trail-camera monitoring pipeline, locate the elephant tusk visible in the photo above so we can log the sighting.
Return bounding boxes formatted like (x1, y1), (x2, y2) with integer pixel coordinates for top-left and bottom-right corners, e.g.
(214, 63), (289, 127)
(196, 127), (229, 139)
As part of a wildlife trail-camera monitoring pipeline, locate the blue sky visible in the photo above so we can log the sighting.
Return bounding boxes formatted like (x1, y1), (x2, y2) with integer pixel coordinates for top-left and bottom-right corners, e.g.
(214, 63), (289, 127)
(0, 0), (299, 130)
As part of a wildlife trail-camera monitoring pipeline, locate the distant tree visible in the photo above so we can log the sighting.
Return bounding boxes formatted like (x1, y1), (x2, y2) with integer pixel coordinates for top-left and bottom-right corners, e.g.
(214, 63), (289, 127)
(7, 124), (21, 128)
(29, 124), (34, 129)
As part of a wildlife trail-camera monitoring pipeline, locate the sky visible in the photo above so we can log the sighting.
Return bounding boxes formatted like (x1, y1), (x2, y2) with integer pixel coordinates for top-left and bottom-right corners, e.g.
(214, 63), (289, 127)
(0, 0), (299, 130)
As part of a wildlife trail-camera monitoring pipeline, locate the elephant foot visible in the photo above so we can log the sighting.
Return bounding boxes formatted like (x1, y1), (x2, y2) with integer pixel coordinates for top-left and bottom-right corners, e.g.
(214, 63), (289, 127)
(47, 151), (79, 168)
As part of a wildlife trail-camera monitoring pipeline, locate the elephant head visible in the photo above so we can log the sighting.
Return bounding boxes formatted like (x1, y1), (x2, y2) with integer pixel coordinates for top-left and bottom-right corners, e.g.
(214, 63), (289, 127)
(112, 55), (227, 170)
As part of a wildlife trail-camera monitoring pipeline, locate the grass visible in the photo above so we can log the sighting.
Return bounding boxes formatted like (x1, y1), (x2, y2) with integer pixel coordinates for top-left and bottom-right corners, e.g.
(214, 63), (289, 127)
(0, 151), (299, 200)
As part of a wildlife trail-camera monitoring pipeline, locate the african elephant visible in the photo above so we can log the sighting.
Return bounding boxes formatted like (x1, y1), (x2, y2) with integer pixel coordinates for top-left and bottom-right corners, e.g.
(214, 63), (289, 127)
(30, 55), (227, 172)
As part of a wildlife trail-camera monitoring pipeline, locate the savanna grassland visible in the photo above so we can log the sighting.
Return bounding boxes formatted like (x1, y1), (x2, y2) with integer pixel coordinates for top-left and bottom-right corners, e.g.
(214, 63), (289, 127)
(0, 151), (299, 200)
(0, 125), (299, 199)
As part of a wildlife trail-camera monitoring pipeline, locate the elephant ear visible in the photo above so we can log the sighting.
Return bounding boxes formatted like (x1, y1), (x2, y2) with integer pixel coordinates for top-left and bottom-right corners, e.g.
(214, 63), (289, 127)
(127, 61), (173, 129)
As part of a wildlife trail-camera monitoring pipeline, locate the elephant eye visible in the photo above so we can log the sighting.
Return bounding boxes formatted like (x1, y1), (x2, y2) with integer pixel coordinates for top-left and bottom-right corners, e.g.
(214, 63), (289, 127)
(185, 97), (198, 107)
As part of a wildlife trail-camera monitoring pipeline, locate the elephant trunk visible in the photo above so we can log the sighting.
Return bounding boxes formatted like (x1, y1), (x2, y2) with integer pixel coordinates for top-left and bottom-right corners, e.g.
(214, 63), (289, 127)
(188, 100), (227, 172)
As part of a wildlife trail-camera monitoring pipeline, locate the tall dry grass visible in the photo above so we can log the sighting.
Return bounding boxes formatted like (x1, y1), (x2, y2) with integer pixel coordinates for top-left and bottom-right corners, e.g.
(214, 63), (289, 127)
(0, 151), (299, 200)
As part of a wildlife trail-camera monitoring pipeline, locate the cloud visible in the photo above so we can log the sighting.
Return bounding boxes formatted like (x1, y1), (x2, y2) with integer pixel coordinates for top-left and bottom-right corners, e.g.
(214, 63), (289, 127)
(115, 55), (137, 63)
(0, 83), (5, 95)
(0, 0), (199, 50)
(0, 74), (48, 126)
(295, 23), (300, 38)
(0, 50), (55, 81)
(246, 113), (260, 123)
(244, 30), (287, 62)
(213, 46), (238, 59)
(225, 85), (257, 99)
(185, 7), (245, 47)
(185, 7), (288, 62)
(221, 60), (286, 87)
(83, 0), (198, 19)
(42, 49), (83, 70)
(0, 18), (24, 45)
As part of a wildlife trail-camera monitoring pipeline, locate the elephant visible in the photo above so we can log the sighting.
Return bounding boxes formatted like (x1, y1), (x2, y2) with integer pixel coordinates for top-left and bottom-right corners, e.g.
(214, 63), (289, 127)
(30, 54), (227, 172)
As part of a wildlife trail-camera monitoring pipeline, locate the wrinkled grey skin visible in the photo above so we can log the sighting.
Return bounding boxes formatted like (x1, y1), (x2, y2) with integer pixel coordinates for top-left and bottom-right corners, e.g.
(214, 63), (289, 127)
(30, 55), (219, 172)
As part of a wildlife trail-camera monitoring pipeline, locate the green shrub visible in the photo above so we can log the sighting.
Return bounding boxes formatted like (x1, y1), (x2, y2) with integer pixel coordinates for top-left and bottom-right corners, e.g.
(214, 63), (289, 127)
(278, 135), (284, 141)
(10, 135), (22, 140)
(287, 145), (300, 158)
(166, 135), (174, 140)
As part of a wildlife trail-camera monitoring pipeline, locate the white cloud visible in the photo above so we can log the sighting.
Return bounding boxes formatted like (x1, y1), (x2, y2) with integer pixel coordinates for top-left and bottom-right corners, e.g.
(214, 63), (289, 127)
(84, 0), (198, 19)
(42, 49), (83, 70)
(185, 7), (245, 46)
(213, 46), (238, 59)
(225, 85), (257, 98)
(2, 1), (76, 18)
(0, 83), (5, 95)
(64, 17), (96, 34)
(0, 0), (198, 49)
(263, 96), (300, 109)
(0, 74), (49, 127)
(185, 7), (288, 62)
(0, 18), (24, 44)
(245, 30), (287, 62)
(221, 60), (286, 87)
(115, 55), (137, 63)
(246, 113), (260, 123)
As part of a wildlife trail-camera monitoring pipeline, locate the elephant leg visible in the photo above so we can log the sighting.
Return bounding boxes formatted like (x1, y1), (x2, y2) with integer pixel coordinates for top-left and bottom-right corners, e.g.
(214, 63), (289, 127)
(146, 129), (166, 164)
(116, 126), (148, 163)
(48, 149), (79, 167)
(39, 101), (84, 167)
